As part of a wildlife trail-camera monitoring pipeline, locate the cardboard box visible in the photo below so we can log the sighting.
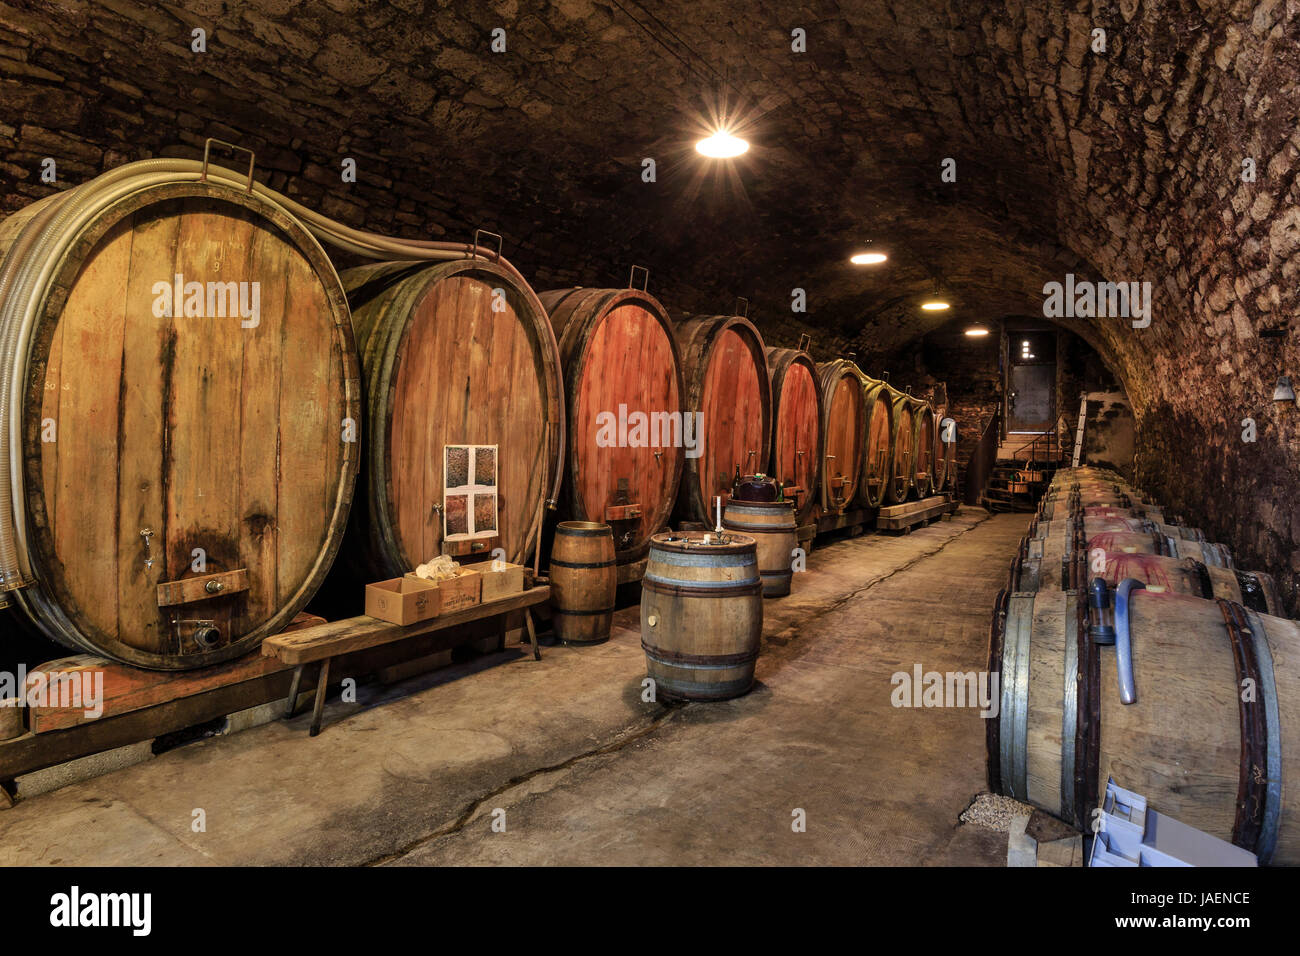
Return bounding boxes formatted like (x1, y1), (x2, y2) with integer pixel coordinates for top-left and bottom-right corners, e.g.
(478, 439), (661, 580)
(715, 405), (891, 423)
(480, 561), (524, 602)
(365, 577), (440, 625)
(404, 567), (481, 612)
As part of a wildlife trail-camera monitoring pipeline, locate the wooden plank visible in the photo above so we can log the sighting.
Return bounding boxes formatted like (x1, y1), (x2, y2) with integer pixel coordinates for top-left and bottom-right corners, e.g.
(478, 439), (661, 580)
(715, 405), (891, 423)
(2, 616), (534, 782)
(1036, 835), (1084, 867)
(27, 652), (290, 734)
(115, 208), (176, 650)
(49, 210), (133, 646)
(2, 670), (298, 782)
(166, 206), (246, 649)
(156, 568), (250, 607)
(262, 586), (552, 664)
(875, 494), (957, 530)
(239, 211), (288, 626)
(815, 508), (869, 534)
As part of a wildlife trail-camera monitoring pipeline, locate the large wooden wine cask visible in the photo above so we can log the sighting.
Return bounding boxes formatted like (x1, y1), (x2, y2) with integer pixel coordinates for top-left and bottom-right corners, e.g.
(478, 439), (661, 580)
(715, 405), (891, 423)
(342, 260), (564, 580)
(1032, 515), (1204, 543)
(1011, 546), (1282, 616)
(549, 521), (616, 644)
(674, 315), (771, 525)
(1087, 530), (1234, 568)
(0, 177), (359, 669)
(1020, 516), (1233, 590)
(723, 499), (798, 597)
(765, 347), (822, 525)
(540, 287), (684, 562)
(883, 386), (915, 504)
(989, 587), (1300, 864)
(856, 375), (893, 508)
(911, 398), (936, 498)
(640, 531), (763, 700)
(1038, 493), (1163, 520)
(817, 359), (865, 514)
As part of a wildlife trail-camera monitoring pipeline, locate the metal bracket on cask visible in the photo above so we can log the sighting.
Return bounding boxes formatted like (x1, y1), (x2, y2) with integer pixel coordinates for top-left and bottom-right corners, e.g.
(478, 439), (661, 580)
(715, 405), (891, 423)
(798, 333), (811, 352)
(156, 568), (250, 607)
(471, 228), (503, 262)
(734, 296), (749, 318)
(200, 138), (257, 192)
(628, 265), (649, 291)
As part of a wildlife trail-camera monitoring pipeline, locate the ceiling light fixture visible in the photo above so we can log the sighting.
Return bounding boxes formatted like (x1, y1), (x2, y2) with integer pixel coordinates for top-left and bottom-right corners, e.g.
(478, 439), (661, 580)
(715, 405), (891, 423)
(695, 130), (749, 158)
(964, 326), (989, 337)
(850, 252), (887, 265)
(921, 301), (950, 311)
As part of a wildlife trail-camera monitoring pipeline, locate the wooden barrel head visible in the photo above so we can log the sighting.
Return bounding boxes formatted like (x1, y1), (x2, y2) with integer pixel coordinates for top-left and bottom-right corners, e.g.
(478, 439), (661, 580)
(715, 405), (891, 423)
(858, 381), (892, 508)
(766, 348), (821, 525)
(885, 388), (915, 503)
(912, 402), (935, 497)
(542, 288), (684, 562)
(818, 360), (865, 513)
(674, 316), (771, 525)
(346, 260), (562, 577)
(15, 182), (359, 669)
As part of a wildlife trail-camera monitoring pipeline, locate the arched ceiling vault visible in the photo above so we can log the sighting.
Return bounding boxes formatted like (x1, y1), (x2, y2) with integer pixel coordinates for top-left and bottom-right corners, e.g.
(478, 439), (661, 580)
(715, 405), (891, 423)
(2, 0), (1298, 422)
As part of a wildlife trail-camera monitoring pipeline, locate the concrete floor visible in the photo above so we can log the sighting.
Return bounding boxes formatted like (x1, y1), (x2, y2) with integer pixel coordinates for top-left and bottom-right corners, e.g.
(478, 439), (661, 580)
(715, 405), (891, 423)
(0, 508), (1027, 866)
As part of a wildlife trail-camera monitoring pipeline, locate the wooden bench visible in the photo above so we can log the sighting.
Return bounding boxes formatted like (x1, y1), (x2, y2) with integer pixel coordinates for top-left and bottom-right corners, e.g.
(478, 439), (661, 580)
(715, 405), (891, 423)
(261, 586), (550, 736)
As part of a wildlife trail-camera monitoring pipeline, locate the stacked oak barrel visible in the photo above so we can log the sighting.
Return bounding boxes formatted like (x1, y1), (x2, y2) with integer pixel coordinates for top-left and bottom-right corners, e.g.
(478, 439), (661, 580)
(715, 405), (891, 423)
(990, 465), (1299, 864)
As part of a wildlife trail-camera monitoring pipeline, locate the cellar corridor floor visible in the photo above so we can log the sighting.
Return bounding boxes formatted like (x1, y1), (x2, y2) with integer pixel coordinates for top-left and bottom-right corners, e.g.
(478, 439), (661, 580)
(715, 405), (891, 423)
(0, 508), (1029, 866)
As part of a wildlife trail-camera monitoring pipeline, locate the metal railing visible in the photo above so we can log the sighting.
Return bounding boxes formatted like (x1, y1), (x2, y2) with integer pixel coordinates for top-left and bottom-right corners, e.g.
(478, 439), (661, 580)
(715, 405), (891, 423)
(964, 408), (1001, 505)
(1008, 412), (1069, 467)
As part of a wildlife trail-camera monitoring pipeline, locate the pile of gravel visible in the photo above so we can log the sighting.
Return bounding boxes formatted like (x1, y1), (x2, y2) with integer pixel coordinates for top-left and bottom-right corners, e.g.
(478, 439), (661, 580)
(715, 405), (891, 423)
(961, 792), (1035, 832)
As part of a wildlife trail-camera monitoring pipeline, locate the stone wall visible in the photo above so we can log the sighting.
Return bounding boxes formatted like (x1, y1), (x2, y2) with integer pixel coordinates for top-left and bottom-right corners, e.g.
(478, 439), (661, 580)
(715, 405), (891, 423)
(3, 0), (1300, 610)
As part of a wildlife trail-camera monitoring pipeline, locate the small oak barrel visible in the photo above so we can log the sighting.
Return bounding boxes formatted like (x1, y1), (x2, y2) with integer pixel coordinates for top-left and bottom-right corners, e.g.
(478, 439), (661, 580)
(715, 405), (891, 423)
(883, 386), (916, 504)
(342, 259), (564, 580)
(674, 315), (772, 525)
(911, 398), (936, 498)
(541, 287), (684, 563)
(1038, 493), (1163, 520)
(989, 588), (1300, 864)
(1020, 516), (1232, 590)
(0, 174), (359, 669)
(1010, 547), (1282, 616)
(549, 521), (616, 644)
(641, 531), (763, 700)
(1087, 530), (1234, 568)
(723, 499), (798, 597)
(765, 347), (822, 526)
(856, 374), (894, 508)
(817, 359), (866, 514)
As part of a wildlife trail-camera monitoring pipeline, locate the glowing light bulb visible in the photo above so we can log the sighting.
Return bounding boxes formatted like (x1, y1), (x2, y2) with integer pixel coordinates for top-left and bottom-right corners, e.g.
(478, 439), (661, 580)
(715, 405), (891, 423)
(850, 252), (887, 265)
(921, 301), (950, 311)
(964, 326), (989, 337)
(695, 130), (749, 158)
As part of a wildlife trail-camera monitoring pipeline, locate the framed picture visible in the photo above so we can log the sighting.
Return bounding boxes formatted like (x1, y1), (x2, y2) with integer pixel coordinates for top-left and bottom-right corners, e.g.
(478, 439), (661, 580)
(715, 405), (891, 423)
(444, 444), (498, 542)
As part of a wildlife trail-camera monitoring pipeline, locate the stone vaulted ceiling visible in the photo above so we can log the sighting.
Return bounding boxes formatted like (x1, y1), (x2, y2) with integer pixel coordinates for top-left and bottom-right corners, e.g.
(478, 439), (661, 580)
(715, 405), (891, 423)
(2, 0), (1300, 585)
